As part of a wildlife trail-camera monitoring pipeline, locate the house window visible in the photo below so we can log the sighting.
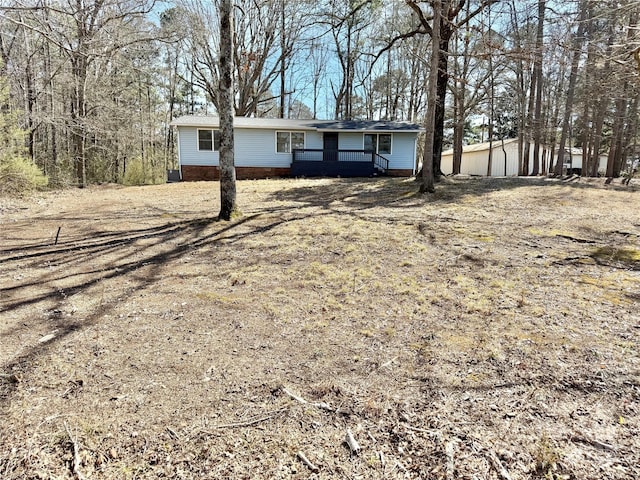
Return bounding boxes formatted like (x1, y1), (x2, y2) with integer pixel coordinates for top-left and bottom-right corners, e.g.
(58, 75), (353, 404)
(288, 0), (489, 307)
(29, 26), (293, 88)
(364, 133), (392, 155)
(198, 129), (220, 151)
(276, 131), (305, 153)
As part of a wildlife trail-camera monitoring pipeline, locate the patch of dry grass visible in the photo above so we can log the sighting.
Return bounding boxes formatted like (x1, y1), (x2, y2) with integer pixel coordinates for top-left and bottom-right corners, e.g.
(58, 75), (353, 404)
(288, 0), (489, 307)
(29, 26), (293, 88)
(1, 176), (639, 479)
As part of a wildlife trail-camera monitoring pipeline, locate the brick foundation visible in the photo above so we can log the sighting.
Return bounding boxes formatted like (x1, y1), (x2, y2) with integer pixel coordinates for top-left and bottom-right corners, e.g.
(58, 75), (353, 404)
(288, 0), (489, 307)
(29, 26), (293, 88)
(180, 165), (414, 181)
(236, 167), (291, 179)
(386, 169), (415, 177)
(181, 166), (219, 181)
(180, 165), (291, 181)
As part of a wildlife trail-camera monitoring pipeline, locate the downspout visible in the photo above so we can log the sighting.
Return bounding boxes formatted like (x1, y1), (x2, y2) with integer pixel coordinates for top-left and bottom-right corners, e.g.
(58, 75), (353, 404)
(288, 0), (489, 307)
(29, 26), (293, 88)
(413, 137), (418, 175)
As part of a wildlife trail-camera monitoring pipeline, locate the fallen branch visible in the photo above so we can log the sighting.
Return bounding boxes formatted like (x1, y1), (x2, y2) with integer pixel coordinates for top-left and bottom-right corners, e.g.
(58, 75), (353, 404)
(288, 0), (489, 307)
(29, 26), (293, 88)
(570, 433), (617, 452)
(64, 422), (86, 480)
(297, 451), (320, 473)
(283, 387), (334, 412)
(555, 234), (596, 244)
(206, 407), (289, 430)
(345, 428), (361, 454)
(445, 441), (456, 480)
(487, 449), (512, 480)
(0, 373), (21, 383)
(404, 424), (440, 436)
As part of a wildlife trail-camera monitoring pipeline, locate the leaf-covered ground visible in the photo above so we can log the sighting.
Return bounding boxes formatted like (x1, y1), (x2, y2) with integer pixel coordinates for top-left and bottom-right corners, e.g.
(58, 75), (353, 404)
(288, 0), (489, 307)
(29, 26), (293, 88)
(1, 176), (639, 479)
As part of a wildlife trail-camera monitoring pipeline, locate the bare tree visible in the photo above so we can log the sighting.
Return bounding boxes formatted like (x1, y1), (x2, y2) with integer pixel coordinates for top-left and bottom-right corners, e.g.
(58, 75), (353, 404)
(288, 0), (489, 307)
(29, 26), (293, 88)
(182, 0), (309, 117)
(449, 3), (499, 175)
(403, 0), (498, 179)
(307, 38), (329, 119)
(218, 0), (239, 221)
(605, 7), (638, 178)
(323, 0), (378, 120)
(1, 0), (160, 187)
(420, 0), (443, 193)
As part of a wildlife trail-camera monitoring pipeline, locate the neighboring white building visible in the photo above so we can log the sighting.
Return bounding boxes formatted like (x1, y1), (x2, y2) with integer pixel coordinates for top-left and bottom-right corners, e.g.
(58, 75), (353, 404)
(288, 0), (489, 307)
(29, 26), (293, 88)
(441, 139), (521, 176)
(441, 139), (608, 176)
(170, 116), (422, 180)
(559, 147), (608, 175)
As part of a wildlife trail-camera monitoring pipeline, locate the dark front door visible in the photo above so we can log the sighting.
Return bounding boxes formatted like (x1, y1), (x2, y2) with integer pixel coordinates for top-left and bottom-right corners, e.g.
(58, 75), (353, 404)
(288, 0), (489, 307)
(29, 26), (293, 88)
(323, 132), (339, 162)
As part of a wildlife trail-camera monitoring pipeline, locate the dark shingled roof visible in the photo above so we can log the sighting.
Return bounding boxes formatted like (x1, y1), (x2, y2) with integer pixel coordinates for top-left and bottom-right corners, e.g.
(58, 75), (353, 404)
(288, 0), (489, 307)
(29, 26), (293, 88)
(171, 115), (422, 132)
(305, 119), (422, 131)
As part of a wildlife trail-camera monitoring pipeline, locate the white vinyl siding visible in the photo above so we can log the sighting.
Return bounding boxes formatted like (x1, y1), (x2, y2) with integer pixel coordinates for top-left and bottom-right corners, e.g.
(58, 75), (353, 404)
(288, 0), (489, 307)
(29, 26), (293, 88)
(336, 132), (363, 150)
(382, 132), (415, 170)
(177, 126), (416, 171)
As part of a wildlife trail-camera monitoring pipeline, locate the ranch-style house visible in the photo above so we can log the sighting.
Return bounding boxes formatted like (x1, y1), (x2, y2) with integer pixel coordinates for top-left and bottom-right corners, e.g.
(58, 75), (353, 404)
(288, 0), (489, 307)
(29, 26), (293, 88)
(170, 115), (422, 180)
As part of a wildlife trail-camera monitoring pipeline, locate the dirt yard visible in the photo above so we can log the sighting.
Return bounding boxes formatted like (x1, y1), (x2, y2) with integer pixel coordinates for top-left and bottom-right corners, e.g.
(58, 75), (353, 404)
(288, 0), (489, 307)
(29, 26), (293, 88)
(1, 176), (639, 479)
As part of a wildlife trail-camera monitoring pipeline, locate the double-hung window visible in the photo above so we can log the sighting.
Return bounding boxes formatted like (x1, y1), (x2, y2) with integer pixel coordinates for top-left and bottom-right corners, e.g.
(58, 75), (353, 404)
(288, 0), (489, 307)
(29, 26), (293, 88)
(276, 131), (305, 153)
(198, 129), (220, 151)
(364, 133), (392, 155)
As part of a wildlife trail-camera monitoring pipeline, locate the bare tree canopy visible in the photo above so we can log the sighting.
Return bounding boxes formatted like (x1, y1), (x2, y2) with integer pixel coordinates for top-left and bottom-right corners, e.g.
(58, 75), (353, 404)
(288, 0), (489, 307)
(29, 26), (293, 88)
(1, 0), (639, 189)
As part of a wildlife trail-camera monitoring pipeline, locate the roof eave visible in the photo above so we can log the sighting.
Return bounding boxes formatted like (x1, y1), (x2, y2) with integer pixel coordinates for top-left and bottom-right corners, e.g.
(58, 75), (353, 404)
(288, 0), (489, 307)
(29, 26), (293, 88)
(315, 128), (422, 133)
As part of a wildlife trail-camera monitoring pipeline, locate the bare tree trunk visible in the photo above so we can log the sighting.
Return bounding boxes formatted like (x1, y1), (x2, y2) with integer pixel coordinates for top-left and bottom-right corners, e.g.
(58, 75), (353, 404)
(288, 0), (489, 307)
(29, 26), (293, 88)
(218, 0), (239, 220)
(165, 43), (180, 171)
(24, 48), (35, 162)
(453, 117), (463, 174)
(606, 95), (626, 178)
(486, 17), (495, 177)
(555, 0), (587, 175)
(509, 0), (526, 176)
(407, 0), (497, 179)
(579, 5), (596, 176)
(589, 94), (609, 177)
(71, 53), (88, 187)
(607, 11), (637, 178)
(451, 11), (470, 176)
(588, 10), (616, 177)
(420, 0), (443, 194)
(545, 48), (565, 175)
(433, 33), (450, 178)
(345, 25), (353, 120)
(44, 41), (58, 180)
(521, 74), (535, 175)
(531, 0), (545, 176)
(408, 39), (424, 123)
(279, 0), (286, 118)
(622, 93), (639, 176)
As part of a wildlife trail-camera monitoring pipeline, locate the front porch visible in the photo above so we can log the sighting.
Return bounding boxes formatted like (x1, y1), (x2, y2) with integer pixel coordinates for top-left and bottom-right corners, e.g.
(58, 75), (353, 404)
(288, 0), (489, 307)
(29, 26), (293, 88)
(290, 149), (389, 177)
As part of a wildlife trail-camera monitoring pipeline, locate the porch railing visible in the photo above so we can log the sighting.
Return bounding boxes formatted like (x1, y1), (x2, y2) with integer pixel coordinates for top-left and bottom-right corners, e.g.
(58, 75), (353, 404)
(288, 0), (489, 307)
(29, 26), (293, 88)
(373, 152), (389, 172)
(292, 149), (389, 172)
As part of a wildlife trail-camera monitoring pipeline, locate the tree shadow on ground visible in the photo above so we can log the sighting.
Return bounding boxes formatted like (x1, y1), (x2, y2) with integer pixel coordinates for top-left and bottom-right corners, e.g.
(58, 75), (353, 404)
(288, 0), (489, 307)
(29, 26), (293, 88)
(2, 176), (637, 405)
(0, 211), (300, 404)
(270, 176), (636, 213)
